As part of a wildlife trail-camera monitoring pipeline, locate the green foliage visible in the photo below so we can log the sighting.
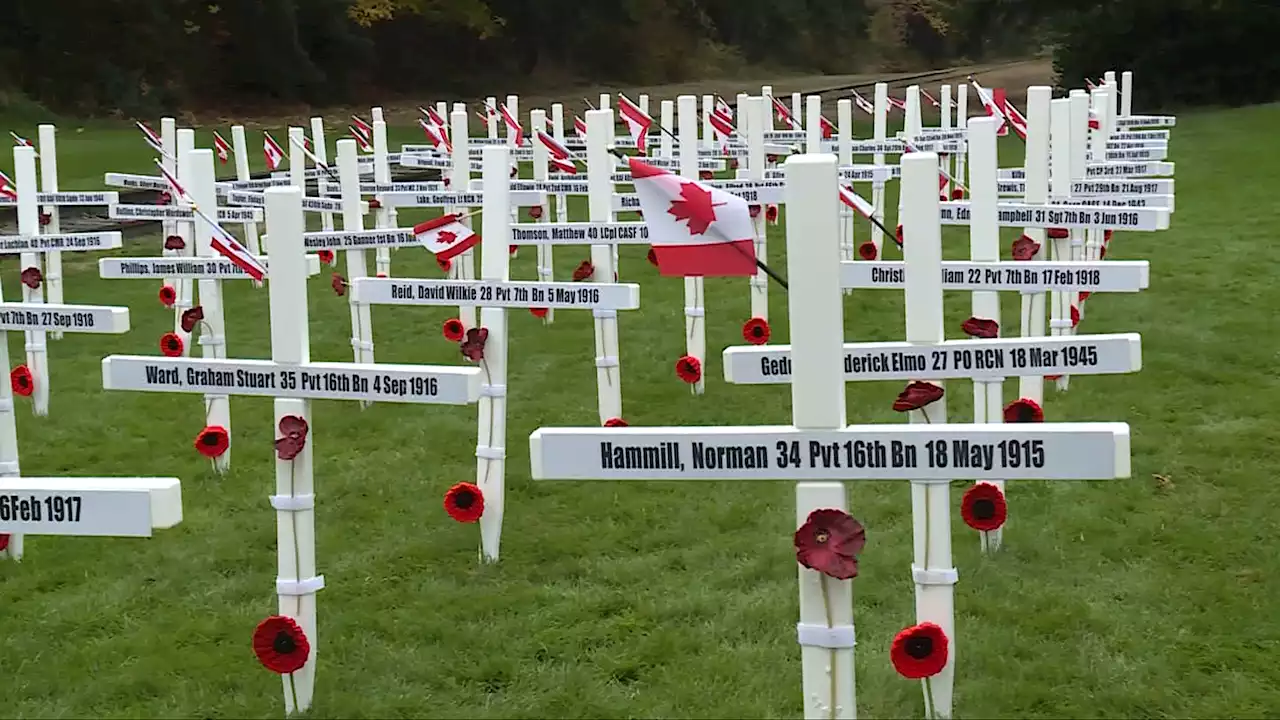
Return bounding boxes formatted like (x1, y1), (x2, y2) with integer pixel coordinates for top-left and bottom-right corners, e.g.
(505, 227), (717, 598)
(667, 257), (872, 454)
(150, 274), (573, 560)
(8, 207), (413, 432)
(1051, 0), (1280, 108)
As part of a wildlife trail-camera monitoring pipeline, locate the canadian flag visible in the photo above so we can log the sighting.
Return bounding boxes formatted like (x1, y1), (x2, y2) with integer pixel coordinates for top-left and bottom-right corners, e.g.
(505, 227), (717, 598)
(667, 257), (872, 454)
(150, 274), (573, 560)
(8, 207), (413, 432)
(627, 157), (756, 277)
(715, 96), (734, 120)
(852, 91), (875, 116)
(210, 222), (269, 281)
(419, 119), (451, 154)
(617, 94), (653, 155)
(820, 115), (836, 139)
(425, 106), (449, 141)
(137, 121), (165, 154)
(1085, 78), (1097, 91)
(1088, 110), (1101, 131)
(263, 132), (286, 170)
(499, 104), (524, 146)
(708, 109), (735, 142)
(351, 125), (374, 152)
(10, 131), (32, 148)
(0, 170), (16, 200)
(352, 115), (373, 142)
(574, 115), (588, 140)
(771, 96), (800, 130)
(970, 79), (1010, 137)
(213, 131), (231, 164)
(839, 185), (876, 219)
(1002, 97), (1029, 140)
(888, 95), (907, 113)
(535, 130), (577, 174)
(414, 214), (480, 261)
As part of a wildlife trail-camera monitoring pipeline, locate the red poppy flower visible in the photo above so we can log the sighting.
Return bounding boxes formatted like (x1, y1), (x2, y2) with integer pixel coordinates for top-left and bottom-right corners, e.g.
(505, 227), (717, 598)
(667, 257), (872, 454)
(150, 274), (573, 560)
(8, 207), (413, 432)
(368, 198), (382, 210)
(528, 205), (543, 220)
(156, 191), (172, 205)
(1099, 244), (1108, 259)
(699, 170), (713, 181)
(765, 204), (779, 223)
(893, 381), (944, 412)
(1003, 397), (1044, 423)
(939, 194), (947, 202)
(331, 273), (347, 296)
(0, 534), (8, 552)
(890, 622), (949, 679)
(159, 332), (184, 357)
(675, 354), (701, 384)
(1071, 305), (1081, 327)
(767, 154), (779, 163)
(635, 210), (643, 219)
(510, 165), (518, 178)
(180, 306), (204, 333)
(194, 425), (230, 458)
(729, 158), (740, 170)
(1047, 227), (1069, 240)
(742, 317), (770, 345)
(442, 318), (465, 342)
(960, 482), (1007, 532)
(572, 260), (594, 282)
(437, 256), (452, 273)
(950, 188), (965, 200)
(794, 508), (866, 580)
(39, 212), (51, 227)
(443, 177), (451, 188)
(530, 307), (548, 319)
(858, 241), (877, 260)
(895, 224), (904, 246)
(375, 272), (387, 278)
(960, 316), (998, 338)
(158, 285), (177, 307)
(508, 245), (518, 255)
(460, 327), (488, 362)
(444, 482), (485, 523)
(749, 204), (762, 218)
(252, 615), (311, 675)
(164, 235), (186, 251)
(10, 365), (33, 397)
(1011, 234), (1040, 261)
(646, 247), (658, 266)
(275, 415), (309, 461)
(317, 249), (335, 265)
(20, 267), (41, 290)
(603, 417), (628, 427)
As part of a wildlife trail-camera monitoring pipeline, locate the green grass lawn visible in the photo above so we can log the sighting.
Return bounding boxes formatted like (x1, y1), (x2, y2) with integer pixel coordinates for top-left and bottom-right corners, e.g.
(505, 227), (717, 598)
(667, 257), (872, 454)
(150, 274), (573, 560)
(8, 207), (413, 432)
(1, 104), (1279, 719)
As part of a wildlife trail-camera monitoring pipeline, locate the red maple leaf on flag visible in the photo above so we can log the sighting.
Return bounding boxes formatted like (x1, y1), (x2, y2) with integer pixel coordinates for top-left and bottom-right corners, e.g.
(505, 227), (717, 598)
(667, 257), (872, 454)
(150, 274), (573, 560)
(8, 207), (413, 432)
(667, 181), (724, 236)
(437, 230), (459, 245)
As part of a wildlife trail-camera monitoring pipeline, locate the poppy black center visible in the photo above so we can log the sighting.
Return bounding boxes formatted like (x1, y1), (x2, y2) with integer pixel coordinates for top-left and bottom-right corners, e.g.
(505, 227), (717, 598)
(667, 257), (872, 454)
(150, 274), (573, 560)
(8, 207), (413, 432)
(905, 636), (933, 659)
(453, 490), (475, 509)
(1017, 406), (1035, 422)
(751, 326), (764, 337)
(201, 433), (220, 446)
(971, 498), (995, 520)
(814, 529), (830, 544)
(273, 631), (297, 655)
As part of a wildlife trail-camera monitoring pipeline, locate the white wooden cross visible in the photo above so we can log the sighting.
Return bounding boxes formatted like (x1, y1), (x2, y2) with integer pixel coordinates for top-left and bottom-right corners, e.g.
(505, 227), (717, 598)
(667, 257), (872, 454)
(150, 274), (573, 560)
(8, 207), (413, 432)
(351, 143), (640, 562)
(529, 152), (1131, 719)
(101, 179), (483, 715)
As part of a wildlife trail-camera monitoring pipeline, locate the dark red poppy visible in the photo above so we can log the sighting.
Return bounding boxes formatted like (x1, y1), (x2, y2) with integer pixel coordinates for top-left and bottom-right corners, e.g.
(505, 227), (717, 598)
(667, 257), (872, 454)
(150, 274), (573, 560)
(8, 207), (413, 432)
(443, 177), (451, 188)
(437, 256), (452, 273)
(528, 205), (543, 220)
(508, 245), (518, 255)
(510, 165), (519, 178)
(890, 622), (949, 679)
(530, 307), (548, 319)
(158, 285), (177, 307)
(729, 158), (740, 170)
(1047, 227), (1069, 240)
(675, 354), (701, 384)
(767, 154), (779, 163)
(1099, 244), (1108, 259)
(317, 249), (335, 265)
(636, 210), (643, 219)
(376, 272), (387, 278)
(895, 224), (904, 246)
(20, 267), (41, 290)
(893, 381), (944, 412)
(331, 273), (347, 296)
(442, 318), (465, 342)
(699, 170), (713, 181)
(275, 415), (309, 461)
(159, 332), (184, 358)
(1104, 229), (1114, 243)
(742, 317), (770, 345)
(252, 615), (311, 675)
(749, 204), (762, 219)
(1011, 234), (1040, 261)
(444, 482), (485, 523)
(164, 235), (186, 251)
(460, 327), (488, 362)
(960, 316), (998, 338)
(10, 365), (32, 397)
(950, 188), (964, 200)
(603, 417), (628, 427)
(368, 198), (382, 210)
(194, 425), (230, 458)
(1079, 291), (1092, 304)
(858, 241), (877, 260)
(180, 306), (204, 333)
(939, 194), (947, 202)
(794, 508), (866, 580)
(572, 260), (594, 282)
(1003, 397), (1044, 423)
(39, 212), (51, 227)
(156, 191), (172, 205)
(0, 534), (8, 552)
(961, 482), (1007, 532)
(1071, 305), (1081, 327)
(765, 204), (779, 223)
(646, 247), (658, 266)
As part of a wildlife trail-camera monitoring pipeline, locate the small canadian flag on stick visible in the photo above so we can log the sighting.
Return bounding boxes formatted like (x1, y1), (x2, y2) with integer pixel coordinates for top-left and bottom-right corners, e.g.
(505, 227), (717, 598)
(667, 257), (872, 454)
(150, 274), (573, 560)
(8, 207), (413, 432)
(414, 214), (480, 261)
(213, 131), (231, 164)
(627, 157), (757, 277)
(263, 132), (286, 170)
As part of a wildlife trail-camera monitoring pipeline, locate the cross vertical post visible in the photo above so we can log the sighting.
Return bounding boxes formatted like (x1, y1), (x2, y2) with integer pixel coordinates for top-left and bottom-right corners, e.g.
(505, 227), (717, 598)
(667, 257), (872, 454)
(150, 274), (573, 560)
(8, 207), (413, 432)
(745, 96), (769, 322)
(37, 125), (64, 337)
(805, 95), (823, 153)
(231, 125), (262, 254)
(954, 84), (969, 195)
(336, 137), (376, 406)
(476, 145), (512, 562)
(1017, 87), (1052, 406)
(702, 94), (715, 149)
(309, 117), (336, 236)
(1120, 71), (1133, 117)
(486, 96), (499, 138)
(172, 130), (198, 355)
(940, 85), (953, 200)
(190, 147), (233, 472)
(871, 82), (889, 255)
(161, 118), (180, 289)
(762, 85), (775, 131)
(1087, 87), (1113, 262)
(678, 95), (707, 396)
(1048, 97), (1074, 388)
(371, 111), (395, 276)
(1067, 91), (1092, 329)
(530, 108), (555, 324)
(586, 109), (623, 423)
(837, 98), (855, 283)
(551, 102), (569, 225)
(450, 108), (479, 332)
(14, 146), (50, 416)
(660, 101), (675, 157)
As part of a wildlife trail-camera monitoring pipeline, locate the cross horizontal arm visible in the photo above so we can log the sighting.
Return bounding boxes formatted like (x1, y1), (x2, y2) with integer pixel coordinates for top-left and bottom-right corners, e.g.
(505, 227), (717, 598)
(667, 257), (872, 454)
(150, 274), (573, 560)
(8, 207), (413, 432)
(0, 302), (129, 333)
(99, 255), (322, 280)
(0, 476), (182, 537)
(351, 277), (641, 310)
(841, 260), (1150, 292)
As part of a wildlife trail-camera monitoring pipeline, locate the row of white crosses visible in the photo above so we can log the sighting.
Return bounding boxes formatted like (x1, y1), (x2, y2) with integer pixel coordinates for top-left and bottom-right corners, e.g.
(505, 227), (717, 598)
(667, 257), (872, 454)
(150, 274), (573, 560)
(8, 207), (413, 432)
(0, 144), (183, 562)
(530, 146), (1135, 719)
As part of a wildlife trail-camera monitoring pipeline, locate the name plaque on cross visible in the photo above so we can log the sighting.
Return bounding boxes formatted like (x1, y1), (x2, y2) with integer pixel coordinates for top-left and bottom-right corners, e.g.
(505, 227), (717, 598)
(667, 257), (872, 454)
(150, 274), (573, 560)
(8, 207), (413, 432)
(0, 232), (122, 253)
(0, 477), (182, 537)
(840, 260), (1150, 292)
(99, 255), (322, 280)
(351, 278), (641, 310)
(530, 424), (1131, 481)
(937, 201), (1170, 230)
(508, 221), (650, 245)
(0, 302), (129, 333)
(102, 356), (483, 405)
(0, 191), (118, 206)
(377, 190), (545, 208)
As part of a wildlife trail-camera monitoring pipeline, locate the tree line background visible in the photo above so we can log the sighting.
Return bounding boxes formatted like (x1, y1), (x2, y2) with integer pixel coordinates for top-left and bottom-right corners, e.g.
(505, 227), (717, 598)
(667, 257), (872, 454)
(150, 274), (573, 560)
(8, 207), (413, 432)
(0, 0), (1275, 117)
